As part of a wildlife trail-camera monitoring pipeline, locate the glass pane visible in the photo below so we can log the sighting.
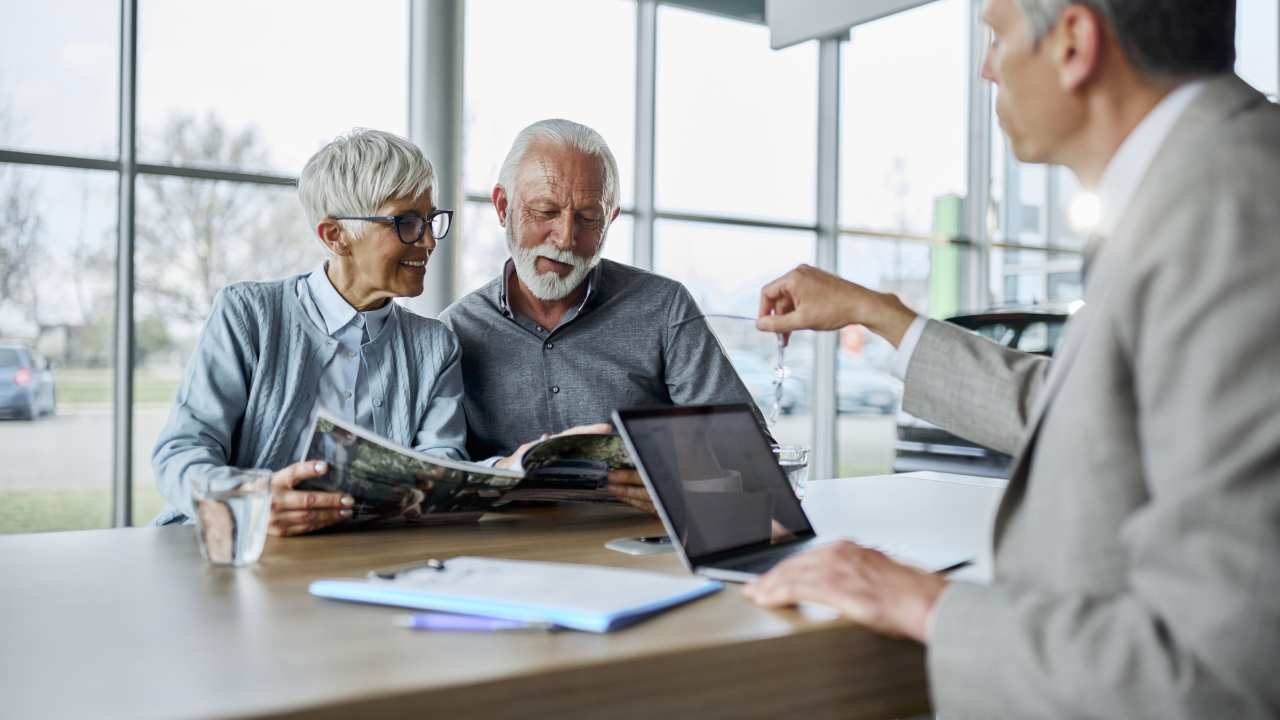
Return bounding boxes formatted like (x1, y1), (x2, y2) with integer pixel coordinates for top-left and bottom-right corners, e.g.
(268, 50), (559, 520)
(656, 7), (818, 224)
(653, 220), (815, 452)
(454, 200), (634, 299)
(132, 177), (320, 523)
(0, 3), (119, 158)
(138, 0), (408, 176)
(835, 235), (928, 476)
(0, 164), (117, 533)
(464, 0), (636, 205)
(841, 0), (968, 235)
(1237, 0), (1279, 97)
(989, 246), (1083, 306)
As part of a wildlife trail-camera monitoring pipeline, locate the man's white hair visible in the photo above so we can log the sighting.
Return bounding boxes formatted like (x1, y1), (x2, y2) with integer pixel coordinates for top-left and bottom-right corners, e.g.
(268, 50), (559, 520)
(297, 128), (435, 235)
(496, 118), (620, 214)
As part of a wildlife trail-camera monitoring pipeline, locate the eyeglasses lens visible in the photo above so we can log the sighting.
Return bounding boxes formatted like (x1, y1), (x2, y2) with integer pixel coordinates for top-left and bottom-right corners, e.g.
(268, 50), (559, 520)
(429, 212), (451, 240)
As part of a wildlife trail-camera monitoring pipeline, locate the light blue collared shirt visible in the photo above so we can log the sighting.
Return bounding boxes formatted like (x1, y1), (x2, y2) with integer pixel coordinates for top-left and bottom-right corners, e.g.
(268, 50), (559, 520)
(293, 262), (395, 461)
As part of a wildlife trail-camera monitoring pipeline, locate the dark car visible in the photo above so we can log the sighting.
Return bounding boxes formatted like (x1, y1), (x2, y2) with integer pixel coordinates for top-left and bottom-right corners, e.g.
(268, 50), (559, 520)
(0, 343), (57, 420)
(893, 307), (1071, 478)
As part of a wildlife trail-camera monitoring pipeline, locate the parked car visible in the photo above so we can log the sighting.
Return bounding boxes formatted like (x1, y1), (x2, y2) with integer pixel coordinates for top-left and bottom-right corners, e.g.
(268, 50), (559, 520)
(0, 343), (57, 420)
(836, 355), (902, 415)
(728, 351), (806, 416)
(894, 307), (1071, 478)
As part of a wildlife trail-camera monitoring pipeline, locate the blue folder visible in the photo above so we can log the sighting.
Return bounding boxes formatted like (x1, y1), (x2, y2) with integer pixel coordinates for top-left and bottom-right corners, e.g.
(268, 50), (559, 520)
(310, 556), (723, 633)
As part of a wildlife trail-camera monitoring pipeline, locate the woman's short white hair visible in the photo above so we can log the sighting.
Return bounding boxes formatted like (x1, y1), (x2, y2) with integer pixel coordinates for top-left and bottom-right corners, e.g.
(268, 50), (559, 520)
(297, 128), (435, 235)
(497, 119), (620, 213)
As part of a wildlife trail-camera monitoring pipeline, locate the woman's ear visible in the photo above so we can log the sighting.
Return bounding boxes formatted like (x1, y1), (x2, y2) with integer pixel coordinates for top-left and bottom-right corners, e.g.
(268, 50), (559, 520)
(317, 219), (351, 256)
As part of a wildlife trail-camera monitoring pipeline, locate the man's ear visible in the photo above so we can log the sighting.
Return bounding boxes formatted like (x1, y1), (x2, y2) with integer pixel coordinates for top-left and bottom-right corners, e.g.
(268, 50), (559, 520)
(1054, 4), (1104, 92)
(492, 184), (509, 227)
(317, 219), (351, 257)
(609, 205), (621, 223)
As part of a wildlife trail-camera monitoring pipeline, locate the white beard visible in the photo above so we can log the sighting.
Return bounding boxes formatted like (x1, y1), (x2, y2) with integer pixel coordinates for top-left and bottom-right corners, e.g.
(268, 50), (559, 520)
(505, 222), (603, 301)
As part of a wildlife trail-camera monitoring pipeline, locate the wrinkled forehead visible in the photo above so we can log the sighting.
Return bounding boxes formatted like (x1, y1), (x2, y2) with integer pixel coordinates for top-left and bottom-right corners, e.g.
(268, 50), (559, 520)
(513, 140), (608, 204)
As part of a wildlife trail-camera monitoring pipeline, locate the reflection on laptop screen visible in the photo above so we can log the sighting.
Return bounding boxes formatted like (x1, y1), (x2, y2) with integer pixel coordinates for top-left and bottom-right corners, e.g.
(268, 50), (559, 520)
(620, 406), (814, 561)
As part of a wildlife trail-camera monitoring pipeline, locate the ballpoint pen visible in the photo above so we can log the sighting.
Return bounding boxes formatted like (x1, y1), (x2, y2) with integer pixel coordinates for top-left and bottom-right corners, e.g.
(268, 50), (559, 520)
(368, 557), (446, 580)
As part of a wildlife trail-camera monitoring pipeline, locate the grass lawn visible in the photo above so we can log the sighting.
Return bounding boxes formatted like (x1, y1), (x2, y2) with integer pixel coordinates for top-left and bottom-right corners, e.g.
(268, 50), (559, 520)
(0, 487), (168, 534)
(54, 368), (180, 406)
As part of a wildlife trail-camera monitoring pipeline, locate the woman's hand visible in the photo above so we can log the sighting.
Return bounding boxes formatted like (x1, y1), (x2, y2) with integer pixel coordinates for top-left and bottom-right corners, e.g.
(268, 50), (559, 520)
(268, 461), (355, 537)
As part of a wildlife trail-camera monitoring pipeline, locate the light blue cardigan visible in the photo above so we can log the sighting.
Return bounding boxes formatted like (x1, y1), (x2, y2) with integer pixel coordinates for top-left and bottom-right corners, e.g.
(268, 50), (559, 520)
(151, 275), (468, 524)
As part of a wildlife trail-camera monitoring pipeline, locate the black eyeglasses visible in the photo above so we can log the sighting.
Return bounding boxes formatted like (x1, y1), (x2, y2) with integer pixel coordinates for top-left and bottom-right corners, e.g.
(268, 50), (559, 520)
(331, 209), (453, 244)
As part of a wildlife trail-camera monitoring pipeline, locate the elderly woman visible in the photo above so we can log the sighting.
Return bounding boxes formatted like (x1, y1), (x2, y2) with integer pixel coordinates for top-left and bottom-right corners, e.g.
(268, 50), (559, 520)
(152, 128), (465, 536)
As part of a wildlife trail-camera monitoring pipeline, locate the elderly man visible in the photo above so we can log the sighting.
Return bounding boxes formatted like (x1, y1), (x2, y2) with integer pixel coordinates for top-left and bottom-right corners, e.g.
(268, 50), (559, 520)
(440, 119), (764, 512)
(747, 0), (1279, 717)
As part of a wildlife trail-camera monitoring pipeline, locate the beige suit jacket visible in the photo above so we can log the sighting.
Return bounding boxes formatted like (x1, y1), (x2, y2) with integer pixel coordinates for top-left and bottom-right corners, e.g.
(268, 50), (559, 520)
(906, 75), (1280, 718)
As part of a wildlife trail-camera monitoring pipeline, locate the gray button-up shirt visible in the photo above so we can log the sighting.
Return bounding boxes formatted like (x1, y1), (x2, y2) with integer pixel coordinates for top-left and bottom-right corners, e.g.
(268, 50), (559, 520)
(440, 259), (767, 460)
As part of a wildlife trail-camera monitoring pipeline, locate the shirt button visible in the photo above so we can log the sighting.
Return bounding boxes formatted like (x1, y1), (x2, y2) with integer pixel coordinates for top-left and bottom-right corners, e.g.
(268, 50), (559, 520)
(343, 391), (352, 400)
(373, 399), (383, 408)
(551, 386), (560, 394)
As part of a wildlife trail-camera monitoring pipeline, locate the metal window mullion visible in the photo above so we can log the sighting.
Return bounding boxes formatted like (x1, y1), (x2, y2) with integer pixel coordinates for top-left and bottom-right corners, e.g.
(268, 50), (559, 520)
(112, 0), (138, 528)
(407, 0), (463, 317)
(632, 0), (657, 270)
(963, 0), (992, 311)
(813, 36), (841, 482)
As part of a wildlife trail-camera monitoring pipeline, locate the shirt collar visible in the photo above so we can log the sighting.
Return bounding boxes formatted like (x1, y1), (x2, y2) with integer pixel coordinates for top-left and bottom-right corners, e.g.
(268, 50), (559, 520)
(497, 258), (599, 320)
(306, 262), (394, 338)
(1095, 80), (1206, 237)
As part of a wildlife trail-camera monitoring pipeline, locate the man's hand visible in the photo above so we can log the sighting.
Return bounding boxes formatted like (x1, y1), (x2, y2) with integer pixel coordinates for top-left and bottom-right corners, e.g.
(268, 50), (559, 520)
(742, 540), (948, 643)
(268, 461), (354, 537)
(496, 423), (615, 470)
(757, 264), (917, 347)
(606, 468), (657, 515)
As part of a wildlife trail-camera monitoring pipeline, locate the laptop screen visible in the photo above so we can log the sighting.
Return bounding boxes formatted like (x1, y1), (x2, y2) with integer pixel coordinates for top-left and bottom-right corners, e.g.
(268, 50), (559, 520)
(615, 405), (815, 563)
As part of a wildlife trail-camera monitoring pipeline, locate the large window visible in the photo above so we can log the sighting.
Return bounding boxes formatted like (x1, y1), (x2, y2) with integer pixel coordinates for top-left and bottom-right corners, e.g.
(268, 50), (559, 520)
(835, 0), (968, 476)
(655, 8), (818, 453)
(138, 0), (408, 175)
(656, 5), (817, 224)
(0, 165), (117, 532)
(0, 2), (119, 159)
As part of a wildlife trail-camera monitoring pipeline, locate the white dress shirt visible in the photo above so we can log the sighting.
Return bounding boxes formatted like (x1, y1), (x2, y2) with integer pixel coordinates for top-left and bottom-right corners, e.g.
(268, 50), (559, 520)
(291, 262), (394, 462)
(892, 80), (1207, 381)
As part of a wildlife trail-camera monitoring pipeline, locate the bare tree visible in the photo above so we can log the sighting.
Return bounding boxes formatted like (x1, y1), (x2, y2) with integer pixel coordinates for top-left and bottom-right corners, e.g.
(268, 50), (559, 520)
(134, 113), (316, 334)
(0, 101), (47, 336)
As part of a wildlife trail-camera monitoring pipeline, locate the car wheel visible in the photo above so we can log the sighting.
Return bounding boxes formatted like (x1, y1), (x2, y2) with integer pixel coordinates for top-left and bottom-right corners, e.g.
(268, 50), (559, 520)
(18, 401), (36, 421)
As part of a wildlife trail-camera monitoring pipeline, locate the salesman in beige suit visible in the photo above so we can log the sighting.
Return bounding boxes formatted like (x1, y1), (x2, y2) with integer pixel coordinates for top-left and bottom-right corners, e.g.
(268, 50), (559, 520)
(744, 0), (1280, 717)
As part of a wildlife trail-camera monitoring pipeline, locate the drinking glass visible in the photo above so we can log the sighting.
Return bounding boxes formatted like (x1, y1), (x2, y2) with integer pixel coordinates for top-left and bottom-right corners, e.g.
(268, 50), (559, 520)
(772, 444), (811, 500)
(191, 467), (273, 566)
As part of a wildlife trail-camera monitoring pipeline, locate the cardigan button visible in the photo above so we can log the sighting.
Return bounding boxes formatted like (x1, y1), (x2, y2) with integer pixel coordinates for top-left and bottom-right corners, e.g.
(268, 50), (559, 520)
(373, 399), (383, 408)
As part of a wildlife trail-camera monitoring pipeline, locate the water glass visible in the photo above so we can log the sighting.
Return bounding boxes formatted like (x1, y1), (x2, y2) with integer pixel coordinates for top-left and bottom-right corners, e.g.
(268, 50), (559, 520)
(773, 444), (811, 500)
(192, 467), (272, 567)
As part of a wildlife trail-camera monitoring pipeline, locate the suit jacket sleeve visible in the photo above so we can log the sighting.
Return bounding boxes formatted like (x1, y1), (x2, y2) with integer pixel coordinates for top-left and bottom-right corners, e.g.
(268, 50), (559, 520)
(901, 318), (1054, 456)
(927, 178), (1280, 718)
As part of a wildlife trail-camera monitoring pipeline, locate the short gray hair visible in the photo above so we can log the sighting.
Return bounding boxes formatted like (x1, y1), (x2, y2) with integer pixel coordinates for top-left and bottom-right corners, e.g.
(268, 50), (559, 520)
(496, 119), (620, 213)
(1015, 0), (1236, 81)
(297, 128), (435, 233)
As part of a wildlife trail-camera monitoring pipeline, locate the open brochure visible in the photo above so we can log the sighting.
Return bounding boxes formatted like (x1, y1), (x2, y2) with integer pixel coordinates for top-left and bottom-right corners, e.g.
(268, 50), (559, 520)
(297, 410), (634, 524)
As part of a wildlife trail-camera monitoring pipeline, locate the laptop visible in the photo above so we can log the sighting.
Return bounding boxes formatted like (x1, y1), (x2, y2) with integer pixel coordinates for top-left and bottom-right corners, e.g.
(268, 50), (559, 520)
(613, 403), (971, 583)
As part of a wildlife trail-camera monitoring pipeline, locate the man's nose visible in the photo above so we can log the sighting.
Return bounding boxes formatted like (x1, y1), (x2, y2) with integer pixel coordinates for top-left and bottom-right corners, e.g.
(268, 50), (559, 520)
(980, 41), (998, 84)
(551, 213), (575, 249)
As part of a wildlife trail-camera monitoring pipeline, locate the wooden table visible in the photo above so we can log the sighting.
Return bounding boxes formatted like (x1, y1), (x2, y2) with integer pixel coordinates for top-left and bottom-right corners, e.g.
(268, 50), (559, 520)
(0, 472), (1003, 720)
